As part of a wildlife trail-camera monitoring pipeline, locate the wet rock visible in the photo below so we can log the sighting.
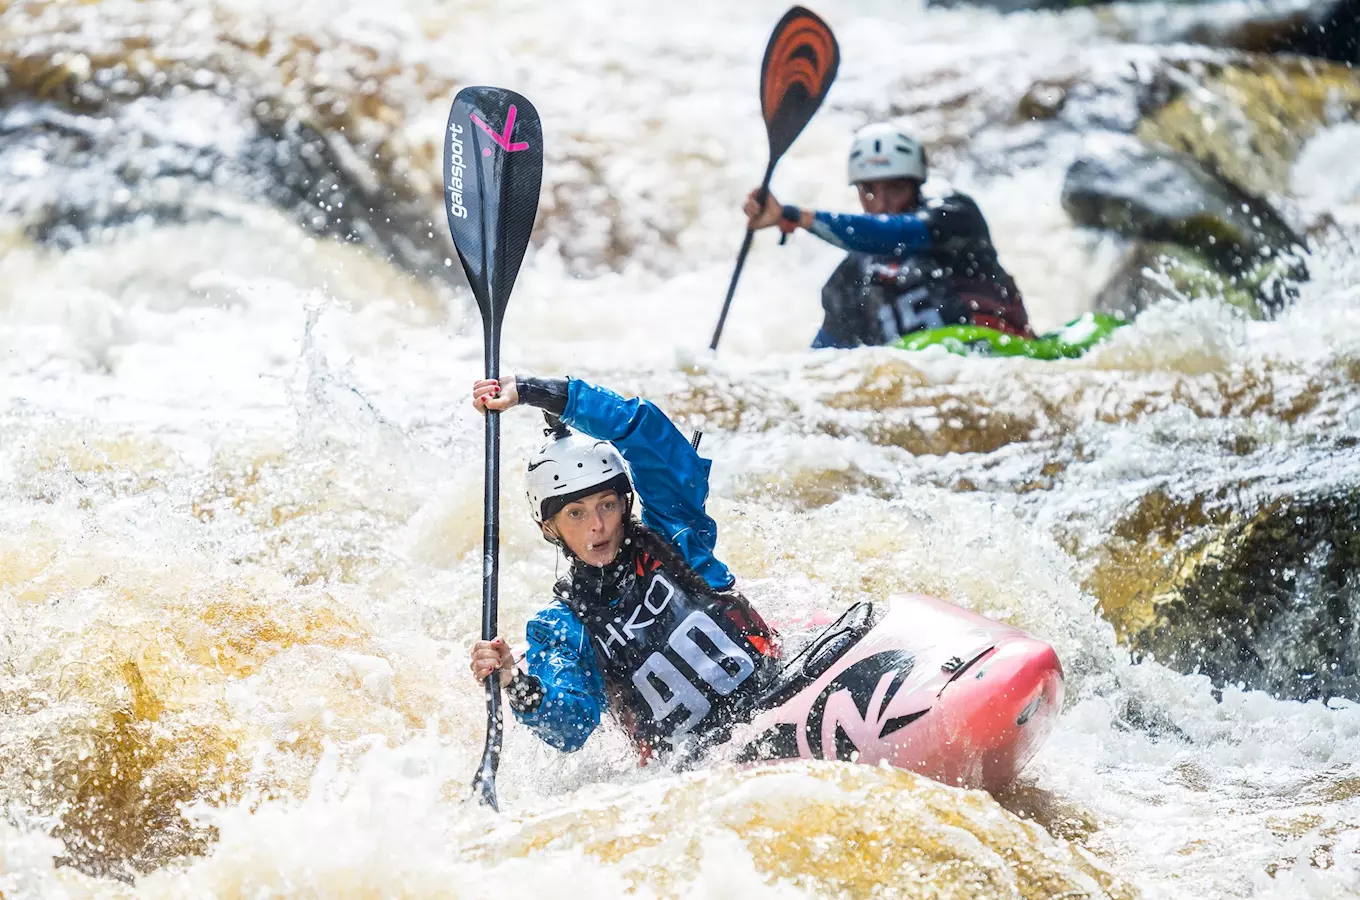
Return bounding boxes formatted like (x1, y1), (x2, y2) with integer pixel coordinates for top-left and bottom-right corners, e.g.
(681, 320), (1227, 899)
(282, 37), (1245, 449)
(1091, 488), (1360, 703)
(1015, 80), (1073, 122)
(1063, 144), (1303, 263)
(1271, 0), (1360, 63)
(948, 0), (1360, 58)
(1051, 53), (1360, 318)
(1092, 241), (1305, 319)
(928, 0), (1148, 12)
(0, 0), (459, 289)
(1063, 143), (1308, 316)
(0, 100), (435, 277)
(1172, 0), (1360, 65)
(1137, 56), (1360, 198)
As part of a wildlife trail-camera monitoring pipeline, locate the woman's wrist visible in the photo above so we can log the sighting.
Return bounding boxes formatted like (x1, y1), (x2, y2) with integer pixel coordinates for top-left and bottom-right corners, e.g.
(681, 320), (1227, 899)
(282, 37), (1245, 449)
(516, 376), (570, 415)
(778, 205), (815, 233)
(504, 670), (544, 712)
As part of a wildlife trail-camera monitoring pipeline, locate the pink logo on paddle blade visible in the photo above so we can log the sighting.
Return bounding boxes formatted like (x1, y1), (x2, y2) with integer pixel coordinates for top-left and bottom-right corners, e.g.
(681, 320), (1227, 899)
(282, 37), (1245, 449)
(470, 105), (531, 156)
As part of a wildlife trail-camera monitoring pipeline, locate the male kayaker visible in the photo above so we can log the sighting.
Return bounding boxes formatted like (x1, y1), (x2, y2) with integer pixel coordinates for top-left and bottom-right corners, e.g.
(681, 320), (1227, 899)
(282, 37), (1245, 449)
(468, 375), (781, 765)
(743, 122), (1033, 349)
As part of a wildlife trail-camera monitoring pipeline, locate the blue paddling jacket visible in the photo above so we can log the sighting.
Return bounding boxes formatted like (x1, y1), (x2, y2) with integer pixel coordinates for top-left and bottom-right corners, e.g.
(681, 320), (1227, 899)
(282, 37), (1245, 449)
(506, 378), (775, 755)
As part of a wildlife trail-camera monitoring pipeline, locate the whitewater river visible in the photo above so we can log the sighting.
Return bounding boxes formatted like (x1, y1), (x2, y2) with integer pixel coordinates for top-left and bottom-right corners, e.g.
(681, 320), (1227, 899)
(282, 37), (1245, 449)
(1, 0), (1359, 896)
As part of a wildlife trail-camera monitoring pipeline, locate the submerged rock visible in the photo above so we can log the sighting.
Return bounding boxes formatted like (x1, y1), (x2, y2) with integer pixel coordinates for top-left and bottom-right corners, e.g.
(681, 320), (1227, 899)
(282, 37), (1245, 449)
(463, 763), (1137, 900)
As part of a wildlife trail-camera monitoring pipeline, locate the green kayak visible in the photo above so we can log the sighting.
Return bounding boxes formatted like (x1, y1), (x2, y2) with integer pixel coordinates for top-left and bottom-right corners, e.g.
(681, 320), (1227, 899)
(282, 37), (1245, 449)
(894, 312), (1129, 360)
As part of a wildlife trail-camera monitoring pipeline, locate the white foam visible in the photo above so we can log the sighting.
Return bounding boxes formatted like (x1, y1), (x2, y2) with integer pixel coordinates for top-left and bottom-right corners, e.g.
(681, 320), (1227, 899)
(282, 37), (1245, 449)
(3, 0), (1360, 896)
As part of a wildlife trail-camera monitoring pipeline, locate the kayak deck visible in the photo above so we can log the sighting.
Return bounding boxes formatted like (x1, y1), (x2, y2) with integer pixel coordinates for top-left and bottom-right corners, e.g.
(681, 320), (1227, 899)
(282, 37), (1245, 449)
(733, 595), (1064, 793)
(895, 311), (1127, 360)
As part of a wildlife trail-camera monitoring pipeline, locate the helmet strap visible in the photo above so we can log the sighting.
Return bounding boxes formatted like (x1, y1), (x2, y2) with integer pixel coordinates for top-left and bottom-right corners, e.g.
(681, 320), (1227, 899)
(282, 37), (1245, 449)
(542, 411), (571, 439)
(541, 519), (565, 549)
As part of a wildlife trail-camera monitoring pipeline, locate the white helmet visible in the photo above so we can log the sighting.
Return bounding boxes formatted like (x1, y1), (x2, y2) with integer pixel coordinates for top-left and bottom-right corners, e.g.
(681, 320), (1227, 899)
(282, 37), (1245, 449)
(847, 123), (927, 185)
(526, 429), (633, 524)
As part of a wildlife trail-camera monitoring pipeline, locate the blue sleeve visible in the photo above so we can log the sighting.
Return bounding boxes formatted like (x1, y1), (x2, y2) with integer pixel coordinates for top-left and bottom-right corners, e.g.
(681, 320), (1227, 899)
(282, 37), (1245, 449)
(513, 603), (606, 752)
(807, 210), (932, 255)
(561, 378), (735, 590)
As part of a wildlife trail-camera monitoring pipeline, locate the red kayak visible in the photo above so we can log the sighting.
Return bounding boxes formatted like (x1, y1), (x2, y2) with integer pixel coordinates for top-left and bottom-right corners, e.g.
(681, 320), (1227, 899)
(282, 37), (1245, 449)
(732, 595), (1064, 793)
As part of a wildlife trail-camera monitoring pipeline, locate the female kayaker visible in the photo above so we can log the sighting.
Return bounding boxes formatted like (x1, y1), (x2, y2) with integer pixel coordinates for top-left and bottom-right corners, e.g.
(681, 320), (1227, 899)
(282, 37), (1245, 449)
(468, 375), (780, 763)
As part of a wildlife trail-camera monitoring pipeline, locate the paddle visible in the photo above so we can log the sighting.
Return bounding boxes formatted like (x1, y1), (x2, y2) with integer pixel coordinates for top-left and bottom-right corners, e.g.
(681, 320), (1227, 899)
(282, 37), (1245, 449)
(443, 85), (544, 812)
(694, 6), (839, 450)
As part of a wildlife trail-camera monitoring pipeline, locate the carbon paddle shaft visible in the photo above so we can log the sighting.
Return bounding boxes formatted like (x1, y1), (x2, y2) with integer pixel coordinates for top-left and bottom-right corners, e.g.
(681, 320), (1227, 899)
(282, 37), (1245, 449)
(692, 174), (773, 452)
(707, 176), (772, 355)
(707, 226), (755, 355)
(472, 323), (502, 812)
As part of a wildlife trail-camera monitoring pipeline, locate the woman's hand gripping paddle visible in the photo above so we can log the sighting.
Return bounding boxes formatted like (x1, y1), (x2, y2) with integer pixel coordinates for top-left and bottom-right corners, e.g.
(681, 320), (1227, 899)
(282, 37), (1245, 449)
(694, 6), (839, 449)
(444, 86), (544, 812)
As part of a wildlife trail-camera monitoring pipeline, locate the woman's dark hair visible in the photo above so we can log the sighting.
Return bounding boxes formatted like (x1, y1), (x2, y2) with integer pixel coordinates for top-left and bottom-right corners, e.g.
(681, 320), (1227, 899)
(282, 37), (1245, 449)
(625, 519), (722, 600)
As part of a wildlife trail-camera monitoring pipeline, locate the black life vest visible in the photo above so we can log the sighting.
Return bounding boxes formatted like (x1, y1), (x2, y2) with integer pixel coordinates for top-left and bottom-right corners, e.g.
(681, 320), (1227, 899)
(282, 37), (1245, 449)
(818, 192), (1033, 349)
(557, 548), (779, 760)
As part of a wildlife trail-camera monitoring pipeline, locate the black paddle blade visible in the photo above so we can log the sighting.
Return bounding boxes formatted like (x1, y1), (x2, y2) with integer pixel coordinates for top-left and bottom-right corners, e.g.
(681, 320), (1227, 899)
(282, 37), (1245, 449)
(444, 86), (544, 329)
(760, 7), (840, 161)
(471, 683), (501, 812)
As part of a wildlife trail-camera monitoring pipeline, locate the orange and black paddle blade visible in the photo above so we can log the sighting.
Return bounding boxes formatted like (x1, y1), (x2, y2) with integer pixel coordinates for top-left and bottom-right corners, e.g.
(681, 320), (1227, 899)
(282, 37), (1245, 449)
(695, 5), (840, 408)
(759, 6), (840, 161)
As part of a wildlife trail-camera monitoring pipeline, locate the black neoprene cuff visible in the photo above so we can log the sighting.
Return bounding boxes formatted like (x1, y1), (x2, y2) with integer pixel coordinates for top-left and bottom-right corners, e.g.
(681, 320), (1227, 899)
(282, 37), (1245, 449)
(516, 376), (569, 416)
(781, 204), (801, 225)
(505, 670), (545, 713)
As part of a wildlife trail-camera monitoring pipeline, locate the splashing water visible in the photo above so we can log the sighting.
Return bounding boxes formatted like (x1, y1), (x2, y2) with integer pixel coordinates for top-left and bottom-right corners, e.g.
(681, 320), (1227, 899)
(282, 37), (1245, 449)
(2, 0), (1360, 897)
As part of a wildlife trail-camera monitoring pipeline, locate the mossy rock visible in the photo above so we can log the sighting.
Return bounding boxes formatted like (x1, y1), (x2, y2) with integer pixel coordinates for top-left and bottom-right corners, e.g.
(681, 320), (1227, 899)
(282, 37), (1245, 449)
(1137, 56), (1360, 199)
(1090, 489), (1360, 702)
(1095, 242), (1303, 320)
(929, 0), (1133, 12)
(1064, 138), (1308, 318)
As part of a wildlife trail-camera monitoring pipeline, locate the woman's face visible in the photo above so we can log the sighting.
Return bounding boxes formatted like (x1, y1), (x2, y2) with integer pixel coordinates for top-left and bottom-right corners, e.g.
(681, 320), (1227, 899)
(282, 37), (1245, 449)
(546, 490), (625, 567)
